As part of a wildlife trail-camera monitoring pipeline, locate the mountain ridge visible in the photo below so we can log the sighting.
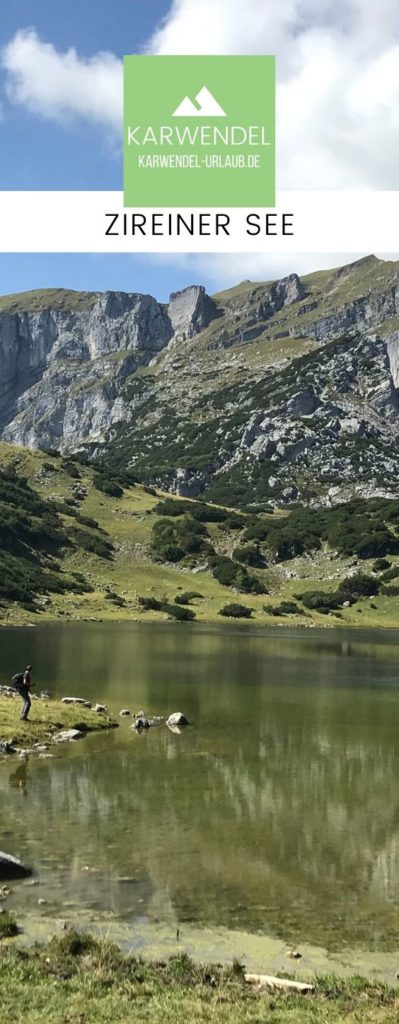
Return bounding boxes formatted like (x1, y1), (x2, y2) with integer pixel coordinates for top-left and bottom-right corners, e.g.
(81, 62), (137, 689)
(0, 255), (398, 510)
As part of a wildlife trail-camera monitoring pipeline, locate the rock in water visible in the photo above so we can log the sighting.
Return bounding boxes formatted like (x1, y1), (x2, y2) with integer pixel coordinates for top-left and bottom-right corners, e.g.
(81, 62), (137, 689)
(54, 729), (85, 743)
(133, 718), (150, 730)
(166, 713), (189, 727)
(0, 852), (32, 880)
(119, 709), (131, 717)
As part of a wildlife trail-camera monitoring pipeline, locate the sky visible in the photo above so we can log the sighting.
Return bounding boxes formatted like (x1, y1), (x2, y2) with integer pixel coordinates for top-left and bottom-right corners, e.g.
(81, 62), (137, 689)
(0, 0), (398, 298)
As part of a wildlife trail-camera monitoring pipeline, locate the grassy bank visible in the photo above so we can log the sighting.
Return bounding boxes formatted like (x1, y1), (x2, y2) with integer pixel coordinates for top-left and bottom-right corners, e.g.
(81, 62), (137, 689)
(0, 695), (117, 747)
(0, 928), (398, 1023)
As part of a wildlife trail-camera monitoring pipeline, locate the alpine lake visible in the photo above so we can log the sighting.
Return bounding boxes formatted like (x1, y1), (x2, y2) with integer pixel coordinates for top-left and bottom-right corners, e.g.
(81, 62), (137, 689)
(2, 621), (399, 981)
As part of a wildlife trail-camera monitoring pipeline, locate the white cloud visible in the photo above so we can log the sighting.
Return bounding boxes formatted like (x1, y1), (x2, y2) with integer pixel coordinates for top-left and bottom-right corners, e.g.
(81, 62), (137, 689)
(2, 4), (399, 189)
(150, 0), (399, 190)
(150, 252), (399, 293)
(1, 6), (399, 283)
(1, 29), (122, 130)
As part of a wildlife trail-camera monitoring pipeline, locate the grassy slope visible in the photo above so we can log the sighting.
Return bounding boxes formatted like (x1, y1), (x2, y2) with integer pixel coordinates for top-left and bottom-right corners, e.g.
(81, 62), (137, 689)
(0, 695), (116, 746)
(0, 442), (398, 630)
(0, 934), (398, 1024)
(0, 288), (97, 314)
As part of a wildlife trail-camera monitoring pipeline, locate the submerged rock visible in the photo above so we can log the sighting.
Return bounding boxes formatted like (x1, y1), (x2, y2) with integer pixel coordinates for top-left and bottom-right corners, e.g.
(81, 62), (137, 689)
(0, 852), (32, 880)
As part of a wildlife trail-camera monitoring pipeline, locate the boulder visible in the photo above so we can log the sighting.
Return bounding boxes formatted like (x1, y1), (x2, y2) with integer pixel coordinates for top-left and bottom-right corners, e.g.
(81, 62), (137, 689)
(62, 697), (91, 708)
(119, 709), (131, 717)
(0, 852), (32, 880)
(166, 713), (189, 727)
(54, 729), (85, 743)
(133, 718), (150, 730)
(0, 741), (16, 755)
(94, 704), (107, 713)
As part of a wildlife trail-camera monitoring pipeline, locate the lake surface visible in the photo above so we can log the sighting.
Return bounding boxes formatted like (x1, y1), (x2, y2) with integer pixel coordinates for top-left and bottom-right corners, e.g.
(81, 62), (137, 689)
(2, 622), (399, 956)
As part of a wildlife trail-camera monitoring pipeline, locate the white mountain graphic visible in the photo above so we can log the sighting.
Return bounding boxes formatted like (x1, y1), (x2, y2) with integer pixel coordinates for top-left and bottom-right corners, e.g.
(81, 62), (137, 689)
(172, 86), (227, 117)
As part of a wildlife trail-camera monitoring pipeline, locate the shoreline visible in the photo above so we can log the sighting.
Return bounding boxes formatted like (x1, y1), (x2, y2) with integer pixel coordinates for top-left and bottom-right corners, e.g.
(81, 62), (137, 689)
(1, 919), (399, 1023)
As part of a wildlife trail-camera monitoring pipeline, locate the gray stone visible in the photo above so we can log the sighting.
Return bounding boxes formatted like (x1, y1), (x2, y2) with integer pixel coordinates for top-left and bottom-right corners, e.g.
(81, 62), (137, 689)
(61, 697), (92, 708)
(54, 729), (85, 743)
(166, 713), (189, 727)
(0, 852), (32, 880)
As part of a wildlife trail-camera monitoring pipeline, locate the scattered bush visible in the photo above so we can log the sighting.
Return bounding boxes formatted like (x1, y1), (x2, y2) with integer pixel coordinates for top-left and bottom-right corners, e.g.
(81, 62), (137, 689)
(372, 557), (391, 572)
(263, 601), (304, 616)
(138, 595), (195, 621)
(209, 554), (265, 594)
(381, 585), (399, 597)
(380, 566), (399, 583)
(219, 603), (253, 619)
(233, 544), (265, 568)
(104, 591), (126, 606)
(174, 591), (203, 605)
(75, 514), (99, 530)
(62, 461), (81, 479)
(93, 475), (123, 498)
(138, 596), (162, 611)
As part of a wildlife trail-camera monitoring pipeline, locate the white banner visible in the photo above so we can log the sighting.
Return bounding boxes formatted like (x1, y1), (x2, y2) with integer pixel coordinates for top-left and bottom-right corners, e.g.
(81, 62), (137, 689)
(0, 190), (397, 253)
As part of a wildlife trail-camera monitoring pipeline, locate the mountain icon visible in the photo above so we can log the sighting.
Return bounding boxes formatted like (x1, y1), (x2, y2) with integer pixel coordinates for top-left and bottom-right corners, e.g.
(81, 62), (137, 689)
(172, 86), (227, 117)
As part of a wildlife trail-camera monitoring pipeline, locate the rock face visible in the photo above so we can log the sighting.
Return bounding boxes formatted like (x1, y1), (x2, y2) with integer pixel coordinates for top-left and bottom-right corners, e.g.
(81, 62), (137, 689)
(0, 851), (32, 880)
(168, 285), (219, 338)
(1, 256), (399, 508)
(0, 285), (219, 451)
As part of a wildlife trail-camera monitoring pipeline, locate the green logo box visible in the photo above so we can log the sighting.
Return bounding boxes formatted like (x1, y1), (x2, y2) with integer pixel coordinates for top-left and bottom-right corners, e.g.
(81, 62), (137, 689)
(124, 55), (275, 208)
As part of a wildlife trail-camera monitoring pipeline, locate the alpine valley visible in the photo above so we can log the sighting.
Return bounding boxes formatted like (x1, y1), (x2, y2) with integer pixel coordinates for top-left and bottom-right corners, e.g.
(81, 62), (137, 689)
(1, 254), (399, 628)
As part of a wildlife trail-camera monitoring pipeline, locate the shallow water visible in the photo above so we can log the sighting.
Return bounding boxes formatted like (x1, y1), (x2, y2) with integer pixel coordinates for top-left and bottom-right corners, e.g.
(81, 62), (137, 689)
(2, 622), (399, 956)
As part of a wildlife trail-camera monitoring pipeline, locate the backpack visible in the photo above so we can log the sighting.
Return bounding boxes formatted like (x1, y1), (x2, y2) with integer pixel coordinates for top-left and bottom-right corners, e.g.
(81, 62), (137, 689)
(12, 672), (24, 690)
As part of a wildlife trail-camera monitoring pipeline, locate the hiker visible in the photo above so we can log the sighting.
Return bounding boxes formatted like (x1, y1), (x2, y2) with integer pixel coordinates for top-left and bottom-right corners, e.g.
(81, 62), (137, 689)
(12, 665), (33, 721)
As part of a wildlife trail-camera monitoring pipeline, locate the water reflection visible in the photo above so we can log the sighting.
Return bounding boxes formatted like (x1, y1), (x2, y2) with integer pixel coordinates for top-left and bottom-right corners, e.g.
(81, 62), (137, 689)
(1, 623), (399, 949)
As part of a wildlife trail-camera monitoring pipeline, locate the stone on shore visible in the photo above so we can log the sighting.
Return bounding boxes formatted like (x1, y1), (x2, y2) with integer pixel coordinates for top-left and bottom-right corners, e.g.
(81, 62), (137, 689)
(62, 697), (92, 708)
(54, 729), (85, 743)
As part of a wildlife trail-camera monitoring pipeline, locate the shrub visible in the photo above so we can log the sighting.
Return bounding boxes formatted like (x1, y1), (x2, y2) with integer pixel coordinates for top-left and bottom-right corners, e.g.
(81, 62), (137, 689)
(105, 591), (126, 606)
(337, 573), (378, 601)
(219, 603), (253, 618)
(138, 595), (195, 620)
(93, 475), (123, 498)
(75, 514), (99, 529)
(166, 603), (196, 621)
(175, 591), (203, 605)
(380, 566), (399, 583)
(138, 596), (162, 611)
(381, 585), (399, 597)
(263, 601), (304, 616)
(301, 590), (341, 612)
(70, 529), (113, 560)
(233, 544), (265, 568)
(63, 461), (81, 479)
(372, 557), (391, 572)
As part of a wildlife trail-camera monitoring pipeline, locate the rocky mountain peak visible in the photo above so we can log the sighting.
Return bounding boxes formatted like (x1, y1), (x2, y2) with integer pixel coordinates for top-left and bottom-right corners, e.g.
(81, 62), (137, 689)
(168, 284), (219, 339)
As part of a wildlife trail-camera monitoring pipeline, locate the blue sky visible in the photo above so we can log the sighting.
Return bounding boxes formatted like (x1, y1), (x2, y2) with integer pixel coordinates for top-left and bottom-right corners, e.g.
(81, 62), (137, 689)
(0, 0), (187, 300)
(0, 1), (396, 299)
